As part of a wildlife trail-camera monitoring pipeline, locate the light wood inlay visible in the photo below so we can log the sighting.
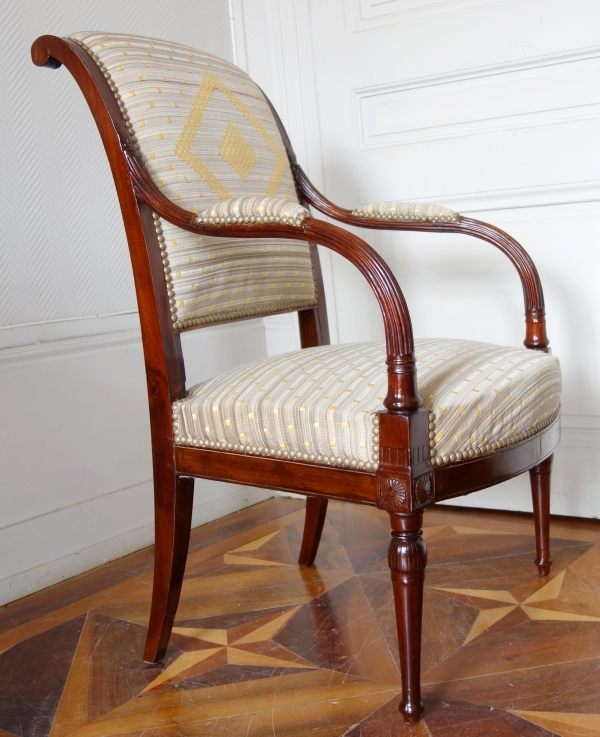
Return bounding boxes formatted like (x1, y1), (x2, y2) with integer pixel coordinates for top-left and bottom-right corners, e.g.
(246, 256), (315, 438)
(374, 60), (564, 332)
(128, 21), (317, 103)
(3, 499), (600, 736)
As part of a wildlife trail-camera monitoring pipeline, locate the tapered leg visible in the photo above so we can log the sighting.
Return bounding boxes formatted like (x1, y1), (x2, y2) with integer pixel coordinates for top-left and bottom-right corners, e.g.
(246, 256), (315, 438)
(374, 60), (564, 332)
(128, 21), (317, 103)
(530, 454), (553, 577)
(388, 512), (427, 724)
(144, 474), (194, 663)
(298, 497), (328, 567)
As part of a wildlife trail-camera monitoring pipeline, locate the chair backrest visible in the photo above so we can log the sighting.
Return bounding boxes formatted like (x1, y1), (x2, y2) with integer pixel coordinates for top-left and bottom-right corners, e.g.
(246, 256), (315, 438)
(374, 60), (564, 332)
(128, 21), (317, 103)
(70, 32), (318, 330)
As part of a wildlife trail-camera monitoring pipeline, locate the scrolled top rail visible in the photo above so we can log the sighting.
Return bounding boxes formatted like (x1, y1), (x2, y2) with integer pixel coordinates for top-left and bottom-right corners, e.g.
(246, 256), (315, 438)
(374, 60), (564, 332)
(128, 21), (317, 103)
(31, 34), (421, 412)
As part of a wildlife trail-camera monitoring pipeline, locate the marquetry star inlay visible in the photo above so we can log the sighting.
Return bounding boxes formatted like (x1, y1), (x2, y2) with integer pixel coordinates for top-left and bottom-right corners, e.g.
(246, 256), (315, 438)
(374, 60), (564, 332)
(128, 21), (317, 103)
(141, 605), (314, 692)
(434, 569), (600, 645)
(223, 529), (294, 567)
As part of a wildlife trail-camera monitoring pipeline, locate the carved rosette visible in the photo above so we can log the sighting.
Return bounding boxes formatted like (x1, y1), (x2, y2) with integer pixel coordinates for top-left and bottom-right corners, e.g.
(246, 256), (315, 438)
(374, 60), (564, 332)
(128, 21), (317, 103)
(414, 473), (434, 507)
(379, 477), (408, 509)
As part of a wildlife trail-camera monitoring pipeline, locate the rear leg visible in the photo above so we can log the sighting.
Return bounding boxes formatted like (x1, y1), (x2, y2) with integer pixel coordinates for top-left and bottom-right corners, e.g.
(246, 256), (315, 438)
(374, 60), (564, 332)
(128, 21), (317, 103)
(530, 454), (553, 577)
(298, 497), (328, 567)
(144, 474), (194, 663)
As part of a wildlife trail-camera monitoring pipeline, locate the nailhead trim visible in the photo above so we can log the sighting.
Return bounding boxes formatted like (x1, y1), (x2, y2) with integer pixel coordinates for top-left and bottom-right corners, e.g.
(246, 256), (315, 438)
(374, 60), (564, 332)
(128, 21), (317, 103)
(352, 210), (459, 223)
(172, 402), (379, 472)
(196, 213), (309, 228)
(73, 42), (184, 326)
(151, 213), (176, 318)
(72, 39), (141, 156)
(172, 405), (559, 473)
(429, 408), (560, 467)
(172, 298), (318, 330)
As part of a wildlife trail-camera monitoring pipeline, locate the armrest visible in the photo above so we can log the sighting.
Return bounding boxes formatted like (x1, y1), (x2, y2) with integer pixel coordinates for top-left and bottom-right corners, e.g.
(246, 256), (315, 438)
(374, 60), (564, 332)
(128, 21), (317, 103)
(197, 197), (310, 226)
(352, 200), (459, 223)
(292, 164), (548, 352)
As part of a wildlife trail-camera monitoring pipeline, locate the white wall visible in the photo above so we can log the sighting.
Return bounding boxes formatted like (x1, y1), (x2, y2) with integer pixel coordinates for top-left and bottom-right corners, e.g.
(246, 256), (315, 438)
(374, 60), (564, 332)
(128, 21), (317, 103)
(0, 0), (275, 606)
(235, 0), (600, 518)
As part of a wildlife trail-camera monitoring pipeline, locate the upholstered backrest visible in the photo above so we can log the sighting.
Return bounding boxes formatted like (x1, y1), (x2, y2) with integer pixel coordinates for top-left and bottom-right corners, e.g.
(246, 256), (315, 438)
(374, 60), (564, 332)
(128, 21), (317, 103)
(70, 32), (318, 329)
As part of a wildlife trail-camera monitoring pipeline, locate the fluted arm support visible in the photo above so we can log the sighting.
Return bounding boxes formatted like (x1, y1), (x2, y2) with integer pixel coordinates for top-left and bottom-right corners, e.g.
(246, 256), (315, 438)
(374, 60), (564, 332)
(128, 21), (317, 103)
(293, 164), (549, 352)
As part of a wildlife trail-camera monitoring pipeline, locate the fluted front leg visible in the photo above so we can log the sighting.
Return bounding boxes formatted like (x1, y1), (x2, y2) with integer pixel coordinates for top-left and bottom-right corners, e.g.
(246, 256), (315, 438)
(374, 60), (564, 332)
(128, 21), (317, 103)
(530, 454), (553, 577)
(388, 512), (427, 724)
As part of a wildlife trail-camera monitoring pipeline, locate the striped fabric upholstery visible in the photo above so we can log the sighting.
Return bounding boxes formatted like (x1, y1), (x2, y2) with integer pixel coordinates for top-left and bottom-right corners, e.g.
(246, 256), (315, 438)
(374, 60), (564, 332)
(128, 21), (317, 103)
(352, 201), (458, 223)
(173, 338), (561, 471)
(70, 32), (318, 329)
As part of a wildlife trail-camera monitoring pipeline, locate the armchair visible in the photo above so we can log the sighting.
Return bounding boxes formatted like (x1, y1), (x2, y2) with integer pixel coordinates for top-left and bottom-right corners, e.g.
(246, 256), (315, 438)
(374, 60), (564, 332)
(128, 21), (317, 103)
(31, 32), (561, 725)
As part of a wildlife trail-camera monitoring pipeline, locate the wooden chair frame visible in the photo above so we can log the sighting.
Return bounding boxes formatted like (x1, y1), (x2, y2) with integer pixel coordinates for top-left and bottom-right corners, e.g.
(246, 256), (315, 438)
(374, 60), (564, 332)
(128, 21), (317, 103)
(32, 34), (559, 724)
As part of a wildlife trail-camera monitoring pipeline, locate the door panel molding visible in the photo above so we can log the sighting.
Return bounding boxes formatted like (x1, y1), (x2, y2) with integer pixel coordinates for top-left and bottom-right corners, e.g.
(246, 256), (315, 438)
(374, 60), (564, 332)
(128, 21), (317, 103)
(345, 0), (511, 33)
(354, 45), (600, 148)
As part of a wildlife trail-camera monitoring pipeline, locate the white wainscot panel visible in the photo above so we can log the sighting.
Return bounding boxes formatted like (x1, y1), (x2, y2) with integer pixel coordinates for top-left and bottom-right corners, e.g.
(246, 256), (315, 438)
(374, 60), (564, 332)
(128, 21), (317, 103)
(0, 314), (272, 605)
(355, 47), (600, 148)
(345, 0), (507, 33)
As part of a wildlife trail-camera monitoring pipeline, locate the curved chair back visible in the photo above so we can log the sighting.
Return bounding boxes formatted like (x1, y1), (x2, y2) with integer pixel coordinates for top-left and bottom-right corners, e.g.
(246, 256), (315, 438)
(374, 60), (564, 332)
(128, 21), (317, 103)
(70, 32), (318, 330)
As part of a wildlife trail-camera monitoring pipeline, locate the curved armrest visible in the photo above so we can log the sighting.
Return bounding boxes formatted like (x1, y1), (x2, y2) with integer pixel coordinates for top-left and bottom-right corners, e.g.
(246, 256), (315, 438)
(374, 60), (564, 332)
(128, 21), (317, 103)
(353, 200), (459, 224)
(197, 197), (310, 226)
(293, 164), (549, 352)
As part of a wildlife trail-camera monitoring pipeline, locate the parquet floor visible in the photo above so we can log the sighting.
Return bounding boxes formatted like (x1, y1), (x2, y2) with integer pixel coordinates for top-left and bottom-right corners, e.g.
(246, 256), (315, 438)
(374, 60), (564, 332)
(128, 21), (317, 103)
(2, 498), (600, 736)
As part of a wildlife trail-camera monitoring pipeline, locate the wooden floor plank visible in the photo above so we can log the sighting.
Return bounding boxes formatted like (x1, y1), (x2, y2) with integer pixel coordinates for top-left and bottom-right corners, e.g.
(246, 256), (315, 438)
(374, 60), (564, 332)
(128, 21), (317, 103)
(1, 498), (600, 736)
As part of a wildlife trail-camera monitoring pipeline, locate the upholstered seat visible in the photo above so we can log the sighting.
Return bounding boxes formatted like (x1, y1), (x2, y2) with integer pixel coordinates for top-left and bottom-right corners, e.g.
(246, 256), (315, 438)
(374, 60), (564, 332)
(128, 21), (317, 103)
(173, 338), (561, 469)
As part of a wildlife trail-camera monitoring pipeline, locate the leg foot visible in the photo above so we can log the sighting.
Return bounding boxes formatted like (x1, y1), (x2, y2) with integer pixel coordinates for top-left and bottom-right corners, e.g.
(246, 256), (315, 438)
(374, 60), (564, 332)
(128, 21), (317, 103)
(144, 475), (194, 663)
(403, 702), (426, 725)
(298, 497), (328, 567)
(530, 455), (553, 577)
(388, 512), (427, 724)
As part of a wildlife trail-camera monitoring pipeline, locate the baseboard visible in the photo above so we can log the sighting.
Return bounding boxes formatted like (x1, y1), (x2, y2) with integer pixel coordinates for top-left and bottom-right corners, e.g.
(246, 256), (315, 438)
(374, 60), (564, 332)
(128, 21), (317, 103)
(0, 482), (275, 607)
(276, 491), (304, 500)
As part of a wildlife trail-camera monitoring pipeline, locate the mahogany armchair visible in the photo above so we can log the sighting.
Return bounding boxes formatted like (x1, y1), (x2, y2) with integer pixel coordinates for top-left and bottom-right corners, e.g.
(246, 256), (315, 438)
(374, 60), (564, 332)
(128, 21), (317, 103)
(32, 32), (561, 724)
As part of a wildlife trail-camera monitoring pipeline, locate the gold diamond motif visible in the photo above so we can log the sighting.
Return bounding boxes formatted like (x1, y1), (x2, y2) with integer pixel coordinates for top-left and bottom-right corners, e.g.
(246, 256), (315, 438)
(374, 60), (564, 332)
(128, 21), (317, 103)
(175, 71), (286, 199)
(218, 122), (256, 181)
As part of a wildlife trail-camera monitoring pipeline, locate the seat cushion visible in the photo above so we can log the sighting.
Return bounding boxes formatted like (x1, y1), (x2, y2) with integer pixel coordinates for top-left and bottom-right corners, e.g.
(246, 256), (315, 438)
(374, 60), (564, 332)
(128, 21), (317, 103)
(173, 338), (561, 471)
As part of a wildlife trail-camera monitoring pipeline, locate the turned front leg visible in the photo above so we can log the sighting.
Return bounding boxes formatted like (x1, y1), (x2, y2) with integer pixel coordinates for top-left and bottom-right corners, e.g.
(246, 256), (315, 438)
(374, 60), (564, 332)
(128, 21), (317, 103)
(388, 512), (427, 724)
